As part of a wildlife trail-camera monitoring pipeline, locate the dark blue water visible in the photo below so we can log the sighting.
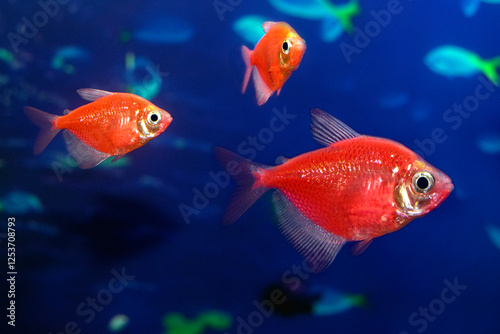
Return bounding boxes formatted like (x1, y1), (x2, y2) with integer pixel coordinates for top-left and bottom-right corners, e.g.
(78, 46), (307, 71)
(1, 0), (500, 333)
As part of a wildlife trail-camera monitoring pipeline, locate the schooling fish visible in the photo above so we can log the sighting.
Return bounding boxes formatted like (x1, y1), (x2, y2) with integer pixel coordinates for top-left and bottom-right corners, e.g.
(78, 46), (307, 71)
(216, 109), (453, 272)
(241, 21), (306, 106)
(424, 45), (500, 85)
(25, 88), (172, 169)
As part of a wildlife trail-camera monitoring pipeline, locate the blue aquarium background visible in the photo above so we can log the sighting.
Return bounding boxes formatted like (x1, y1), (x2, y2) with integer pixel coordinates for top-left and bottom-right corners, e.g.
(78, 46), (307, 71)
(1, 0), (500, 333)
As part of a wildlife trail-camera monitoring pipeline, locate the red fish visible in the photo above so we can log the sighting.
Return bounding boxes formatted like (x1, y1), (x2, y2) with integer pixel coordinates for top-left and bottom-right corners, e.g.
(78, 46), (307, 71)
(25, 88), (172, 169)
(241, 21), (306, 106)
(216, 109), (453, 272)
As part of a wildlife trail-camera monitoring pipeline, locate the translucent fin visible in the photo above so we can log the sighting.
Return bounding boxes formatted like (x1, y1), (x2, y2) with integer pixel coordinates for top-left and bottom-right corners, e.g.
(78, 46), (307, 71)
(253, 67), (274, 106)
(351, 239), (373, 255)
(24, 106), (61, 155)
(461, 0), (481, 17)
(273, 191), (346, 272)
(310, 108), (360, 146)
(63, 109), (71, 115)
(241, 46), (253, 94)
(214, 147), (269, 224)
(62, 130), (111, 169)
(77, 88), (114, 102)
(262, 21), (276, 33)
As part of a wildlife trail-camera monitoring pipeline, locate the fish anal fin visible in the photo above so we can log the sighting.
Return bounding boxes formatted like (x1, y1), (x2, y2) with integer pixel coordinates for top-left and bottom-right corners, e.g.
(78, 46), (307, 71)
(262, 21), (276, 33)
(252, 67), (274, 106)
(273, 190), (346, 273)
(62, 130), (111, 169)
(241, 46), (253, 93)
(310, 108), (360, 146)
(77, 88), (114, 102)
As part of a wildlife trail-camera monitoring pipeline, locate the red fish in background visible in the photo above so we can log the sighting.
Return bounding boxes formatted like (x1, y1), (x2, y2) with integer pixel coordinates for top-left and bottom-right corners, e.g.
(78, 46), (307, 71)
(241, 21), (306, 106)
(25, 88), (172, 169)
(216, 109), (453, 272)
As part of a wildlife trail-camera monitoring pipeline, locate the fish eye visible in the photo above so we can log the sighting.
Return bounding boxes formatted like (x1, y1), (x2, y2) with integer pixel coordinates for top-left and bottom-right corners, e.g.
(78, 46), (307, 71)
(412, 171), (435, 193)
(147, 110), (161, 125)
(282, 39), (291, 55)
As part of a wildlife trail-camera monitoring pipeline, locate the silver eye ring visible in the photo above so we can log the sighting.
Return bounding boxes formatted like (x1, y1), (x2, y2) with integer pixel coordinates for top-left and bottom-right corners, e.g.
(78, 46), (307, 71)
(412, 171), (435, 193)
(282, 39), (291, 55)
(147, 110), (161, 125)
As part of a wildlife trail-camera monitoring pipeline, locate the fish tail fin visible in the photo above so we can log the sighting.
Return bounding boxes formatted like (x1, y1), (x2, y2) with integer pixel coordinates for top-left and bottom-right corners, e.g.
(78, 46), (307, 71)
(346, 294), (369, 309)
(24, 106), (61, 154)
(214, 147), (270, 224)
(241, 46), (253, 93)
(323, 0), (361, 33)
(481, 56), (500, 86)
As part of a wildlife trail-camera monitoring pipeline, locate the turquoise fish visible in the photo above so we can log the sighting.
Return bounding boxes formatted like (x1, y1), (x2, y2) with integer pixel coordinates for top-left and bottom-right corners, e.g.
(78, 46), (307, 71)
(424, 45), (500, 85)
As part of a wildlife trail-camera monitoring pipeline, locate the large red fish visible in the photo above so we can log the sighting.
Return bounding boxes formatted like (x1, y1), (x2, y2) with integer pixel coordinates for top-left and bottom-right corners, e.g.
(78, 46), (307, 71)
(242, 21), (306, 106)
(25, 88), (172, 169)
(216, 109), (453, 272)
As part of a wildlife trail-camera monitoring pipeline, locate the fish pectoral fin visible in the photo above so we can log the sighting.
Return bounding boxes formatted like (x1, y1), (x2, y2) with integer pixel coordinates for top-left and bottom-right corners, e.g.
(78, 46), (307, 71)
(77, 88), (114, 102)
(111, 154), (125, 163)
(262, 21), (277, 33)
(310, 108), (360, 146)
(351, 239), (373, 256)
(252, 67), (274, 106)
(62, 130), (111, 169)
(273, 190), (346, 273)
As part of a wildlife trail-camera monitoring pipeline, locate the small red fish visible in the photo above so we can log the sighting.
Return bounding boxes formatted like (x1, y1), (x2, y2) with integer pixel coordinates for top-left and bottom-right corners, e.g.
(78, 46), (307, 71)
(241, 21), (306, 106)
(216, 109), (453, 272)
(25, 88), (172, 168)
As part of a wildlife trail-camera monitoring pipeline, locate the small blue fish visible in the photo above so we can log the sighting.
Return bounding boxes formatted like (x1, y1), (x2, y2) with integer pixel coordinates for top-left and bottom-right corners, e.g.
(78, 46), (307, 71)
(424, 45), (500, 85)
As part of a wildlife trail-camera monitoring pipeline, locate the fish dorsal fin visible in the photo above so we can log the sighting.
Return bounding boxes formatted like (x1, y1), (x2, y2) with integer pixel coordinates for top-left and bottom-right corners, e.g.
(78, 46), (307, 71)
(77, 88), (114, 102)
(63, 109), (71, 115)
(262, 21), (276, 33)
(273, 190), (346, 273)
(310, 108), (360, 146)
(62, 130), (111, 169)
